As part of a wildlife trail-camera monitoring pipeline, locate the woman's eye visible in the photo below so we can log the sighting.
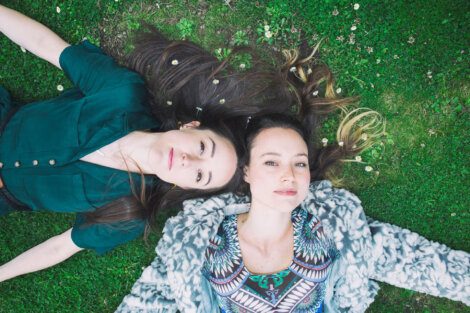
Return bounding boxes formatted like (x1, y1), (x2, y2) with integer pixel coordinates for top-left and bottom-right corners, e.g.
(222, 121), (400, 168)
(264, 161), (277, 166)
(196, 170), (203, 183)
(296, 162), (308, 168)
(200, 141), (205, 155)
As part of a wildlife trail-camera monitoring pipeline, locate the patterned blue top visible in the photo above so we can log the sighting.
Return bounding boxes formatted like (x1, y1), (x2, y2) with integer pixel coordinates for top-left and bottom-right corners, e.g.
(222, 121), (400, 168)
(203, 208), (338, 312)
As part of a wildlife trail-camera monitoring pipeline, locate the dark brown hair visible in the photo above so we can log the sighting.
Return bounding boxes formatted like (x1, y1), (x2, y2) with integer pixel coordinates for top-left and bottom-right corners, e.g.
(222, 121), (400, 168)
(237, 45), (385, 193)
(84, 28), (383, 238)
(126, 25), (299, 129)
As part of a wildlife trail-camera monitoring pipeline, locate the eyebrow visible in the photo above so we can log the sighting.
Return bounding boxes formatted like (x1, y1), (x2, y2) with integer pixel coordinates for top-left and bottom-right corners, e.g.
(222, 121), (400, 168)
(260, 152), (308, 157)
(204, 172), (212, 186)
(210, 137), (216, 158)
(203, 138), (216, 186)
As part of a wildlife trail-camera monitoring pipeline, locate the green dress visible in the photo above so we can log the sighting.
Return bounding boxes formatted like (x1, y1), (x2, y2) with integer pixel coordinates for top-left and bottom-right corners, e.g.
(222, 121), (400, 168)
(0, 41), (160, 254)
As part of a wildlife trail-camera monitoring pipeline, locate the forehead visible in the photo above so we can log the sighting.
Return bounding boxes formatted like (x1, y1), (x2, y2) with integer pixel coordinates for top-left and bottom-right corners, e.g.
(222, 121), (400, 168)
(251, 127), (308, 155)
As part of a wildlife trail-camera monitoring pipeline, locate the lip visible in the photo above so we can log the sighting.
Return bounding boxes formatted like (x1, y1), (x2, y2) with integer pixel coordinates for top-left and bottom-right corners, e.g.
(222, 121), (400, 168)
(168, 148), (174, 170)
(274, 189), (297, 196)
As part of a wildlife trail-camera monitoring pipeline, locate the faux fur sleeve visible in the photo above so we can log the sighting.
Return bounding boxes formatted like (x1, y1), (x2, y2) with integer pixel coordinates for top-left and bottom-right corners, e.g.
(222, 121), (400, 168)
(115, 254), (178, 313)
(367, 218), (470, 306)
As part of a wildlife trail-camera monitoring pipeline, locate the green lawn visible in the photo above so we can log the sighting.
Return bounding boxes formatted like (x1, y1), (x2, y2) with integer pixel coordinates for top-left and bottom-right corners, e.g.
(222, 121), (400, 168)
(0, 0), (468, 312)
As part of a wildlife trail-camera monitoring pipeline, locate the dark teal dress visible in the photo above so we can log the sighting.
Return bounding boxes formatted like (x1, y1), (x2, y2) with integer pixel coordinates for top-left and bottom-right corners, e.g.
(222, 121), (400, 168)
(0, 41), (160, 254)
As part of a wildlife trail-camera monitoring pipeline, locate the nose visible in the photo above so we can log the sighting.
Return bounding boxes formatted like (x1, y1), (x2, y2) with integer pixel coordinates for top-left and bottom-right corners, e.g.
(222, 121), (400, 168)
(281, 164), (295, 182)
(180, 153), (202, 168)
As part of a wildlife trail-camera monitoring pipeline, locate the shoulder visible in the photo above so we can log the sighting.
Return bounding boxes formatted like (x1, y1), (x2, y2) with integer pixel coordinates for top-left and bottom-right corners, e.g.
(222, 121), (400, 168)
(156, 194), (232, 263)
(207, 215), (237, 253)
(60, 40), (145, 88)
(301, 180), (364, 223)
(292, 208), (329, 248)
(300, 180), (371, 256)
(204, 215), (243, 285)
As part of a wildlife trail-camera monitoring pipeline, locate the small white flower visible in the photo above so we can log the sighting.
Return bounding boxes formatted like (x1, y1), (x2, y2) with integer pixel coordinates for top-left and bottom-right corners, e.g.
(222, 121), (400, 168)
(265, 30), (272, 39)
(375, 171), (380, 175)
(219, 98), (226, 104)
(336, 87), (342, 94)
(376, 58), (381, 64)
(427, 70), (433, 79)
(239, 63), (246, 69)
(451, 212), (456, 217)
(354, 3), (360, 10)
(312, 90), (319, 96)
(115, 0), (119, 2)
(393, 54), (399, 59)
(336, 35), (345, 42)
(420, 143), (425, 148)
(351, 25), (357, 31)
(348, 33), (356, 44)
(264, 25), (270, 31)
(321, 138), (328, 146)
(212, 79), (220, 85)
(366, 46), (374, 54)
(407, 36), (415, 44)
(370, 83), (375, 89)
(171, 59), (179, 65)
(332, 8), (339, 16)
(428, 128), (436, 135)
(365, 165), (373, 172)
(20, 46), (26, 53)
(166, 100), (173, 106)
(361, 133), (368, 140)
(289, 66), (297, 72)
(56, 84), (64, 91)
(307, 68), (313, 74)
(56, 6), (61, 13)
(376, 73), (380, 77)
(355, 155), (362, 162)
(338, 141), (344, 147)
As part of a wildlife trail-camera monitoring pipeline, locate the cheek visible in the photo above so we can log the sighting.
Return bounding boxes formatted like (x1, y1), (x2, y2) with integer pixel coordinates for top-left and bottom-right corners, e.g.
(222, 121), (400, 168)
(247, 169), (272, 193)
(298, 171), (311, 194)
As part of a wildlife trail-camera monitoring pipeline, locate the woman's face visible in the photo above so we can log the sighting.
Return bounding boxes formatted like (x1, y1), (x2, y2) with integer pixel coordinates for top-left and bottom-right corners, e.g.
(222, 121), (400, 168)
(244, 127), (310, 212)
(153, 126), (237, 190)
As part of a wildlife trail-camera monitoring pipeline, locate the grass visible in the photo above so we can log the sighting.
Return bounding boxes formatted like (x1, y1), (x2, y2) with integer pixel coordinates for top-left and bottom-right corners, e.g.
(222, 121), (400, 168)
(0, 0), (469, 312)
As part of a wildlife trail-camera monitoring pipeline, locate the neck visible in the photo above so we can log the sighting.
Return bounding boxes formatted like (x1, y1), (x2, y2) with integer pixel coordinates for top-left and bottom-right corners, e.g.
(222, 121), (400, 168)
(239, 201), (293, 245)
(117, 131), (162, 174)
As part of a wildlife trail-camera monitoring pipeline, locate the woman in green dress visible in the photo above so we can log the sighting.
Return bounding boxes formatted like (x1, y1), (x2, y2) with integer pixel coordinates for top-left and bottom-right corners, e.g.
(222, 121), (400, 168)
(0, 4), (248, 282)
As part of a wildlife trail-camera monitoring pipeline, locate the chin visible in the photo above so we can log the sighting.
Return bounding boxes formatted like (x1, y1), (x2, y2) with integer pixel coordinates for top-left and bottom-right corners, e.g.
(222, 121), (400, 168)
(273, 202), (300, 213)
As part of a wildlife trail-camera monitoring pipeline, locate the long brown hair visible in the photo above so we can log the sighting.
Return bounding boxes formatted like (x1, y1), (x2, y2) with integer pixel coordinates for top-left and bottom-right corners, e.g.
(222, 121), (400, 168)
(237, 46), (385, 192)
(84, 27), (295, 231)
(83, 28), (383, 238)
(279, 47), (384, 184)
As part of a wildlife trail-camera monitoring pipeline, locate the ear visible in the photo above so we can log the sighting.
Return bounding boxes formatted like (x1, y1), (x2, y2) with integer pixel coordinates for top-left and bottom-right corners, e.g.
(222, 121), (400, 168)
(180, 120), (201, 130)
(243, 166), (250, 183)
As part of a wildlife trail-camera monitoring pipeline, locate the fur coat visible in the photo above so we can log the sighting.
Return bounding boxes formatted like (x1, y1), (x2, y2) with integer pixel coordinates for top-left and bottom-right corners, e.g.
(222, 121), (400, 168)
(116, 181), (469, 312)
